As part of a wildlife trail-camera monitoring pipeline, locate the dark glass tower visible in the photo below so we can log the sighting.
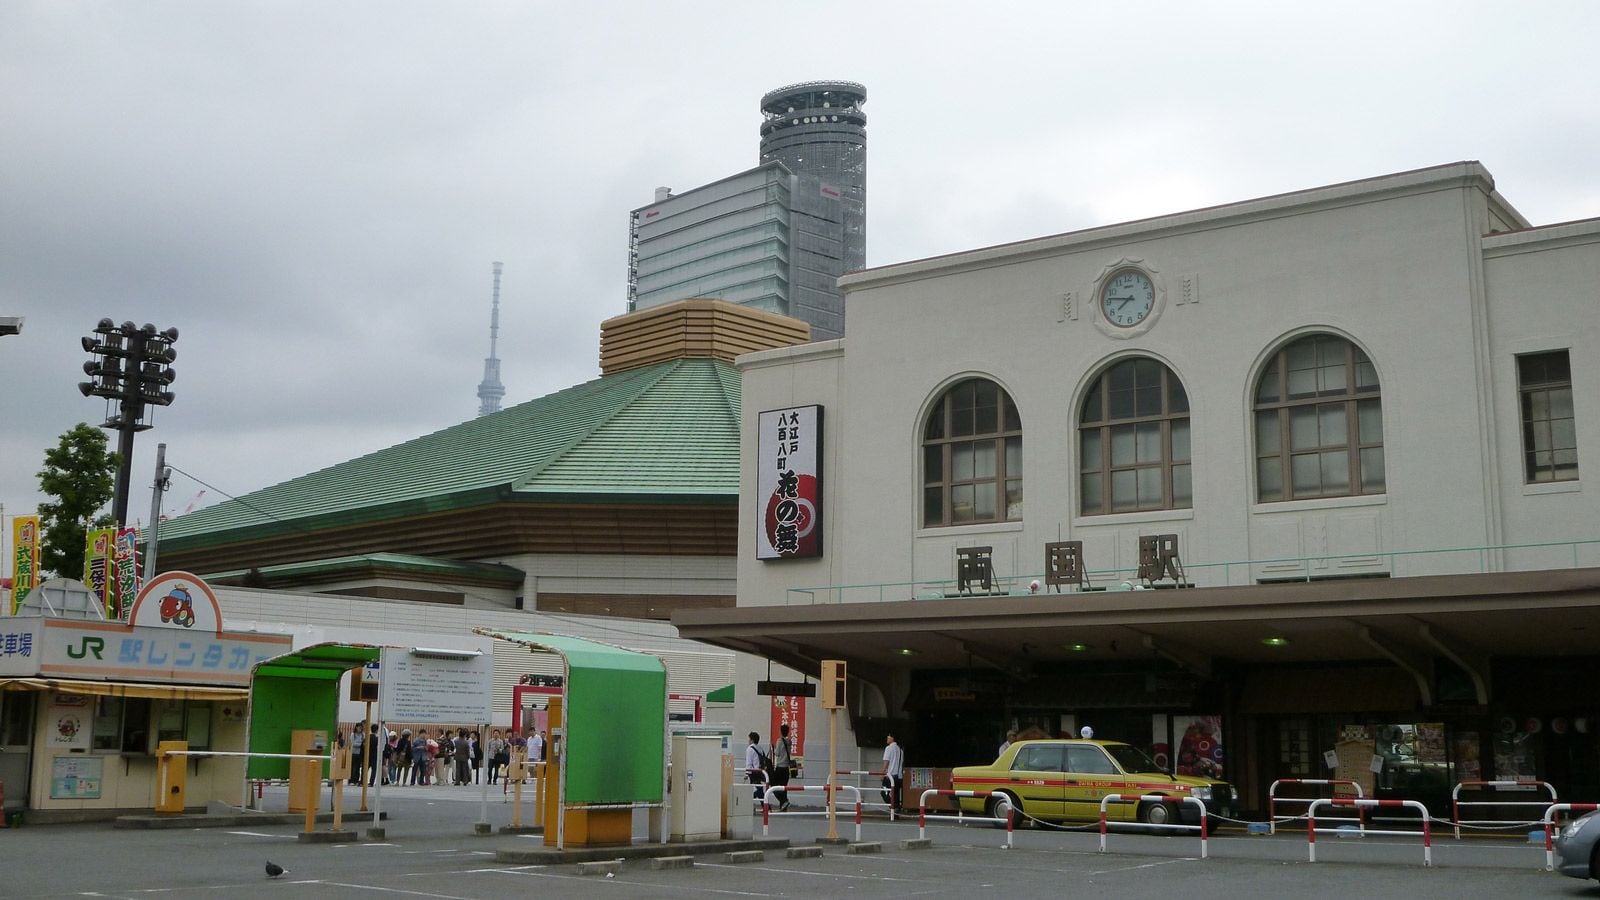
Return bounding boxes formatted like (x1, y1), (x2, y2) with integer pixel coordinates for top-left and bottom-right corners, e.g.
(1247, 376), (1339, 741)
(759, 81), (867, 338)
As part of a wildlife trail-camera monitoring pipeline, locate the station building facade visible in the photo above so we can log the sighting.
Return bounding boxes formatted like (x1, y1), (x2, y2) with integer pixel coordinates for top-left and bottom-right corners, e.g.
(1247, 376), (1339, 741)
(676, 162), (1600, 814)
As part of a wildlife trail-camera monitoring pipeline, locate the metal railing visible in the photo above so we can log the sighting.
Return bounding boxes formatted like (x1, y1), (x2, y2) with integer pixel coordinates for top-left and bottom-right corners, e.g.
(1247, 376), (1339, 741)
(784, 538), (1600, 605)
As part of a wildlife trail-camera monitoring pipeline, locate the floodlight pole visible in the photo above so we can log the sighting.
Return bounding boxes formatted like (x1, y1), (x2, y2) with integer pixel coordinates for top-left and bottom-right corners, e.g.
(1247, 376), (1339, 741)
(144, 443), (170, 576)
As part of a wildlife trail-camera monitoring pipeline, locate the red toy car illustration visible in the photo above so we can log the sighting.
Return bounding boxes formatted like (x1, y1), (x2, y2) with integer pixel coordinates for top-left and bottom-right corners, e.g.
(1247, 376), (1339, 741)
(159, 587), (196, 628)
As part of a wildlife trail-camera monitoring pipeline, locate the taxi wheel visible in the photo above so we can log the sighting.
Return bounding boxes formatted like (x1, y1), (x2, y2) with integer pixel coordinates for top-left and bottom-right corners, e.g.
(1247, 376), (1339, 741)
(986, 792), (1022, 828)
(1138, 799), (1173, 827)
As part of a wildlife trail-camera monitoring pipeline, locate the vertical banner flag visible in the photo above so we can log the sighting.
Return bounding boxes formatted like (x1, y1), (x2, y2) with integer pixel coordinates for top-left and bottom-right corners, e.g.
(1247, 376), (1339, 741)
(770, 695), (807, 771)
(113, 527), (140, 621)
(756, 405), (823, 560)
(83, 527), (116, 618)
(11, 515), (41, 615)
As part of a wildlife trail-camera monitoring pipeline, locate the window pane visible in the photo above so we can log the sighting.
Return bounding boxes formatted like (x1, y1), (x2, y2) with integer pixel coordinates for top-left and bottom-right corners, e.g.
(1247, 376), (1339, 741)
(1527, 421), (1551, 452)
(1080, 384), (1103, 424)
(1080, 429), (1103, 471)
(1286, 339), (1315, 372)
(924, 406), (945, 440)
(924, 445), (942, 484)
(1289, 406), (1320, 450)
(1355, 357), (1378, 390)
(1318, 403), (1348, 446)
(951, 382), (976, 436)
(1552, 418), (1577, 451)
(1171, 419), (1191, 462)
(1135, 383), (1162, 417)
(1137, 467), (1162, 507)
(1257, 458), (1284, 502)
(1134, 358), (1161, 386)
(1080, 472), (1104, 512)
(1005, 479), (1023, 519)
(975, 395), (999, 434)
(1318, 363), (1347, 395)
(1527, 390), (1550, 420)
(1359, 447), (1386, 492)
(974, 483), (996, 520)
(1172, 464), (1192, 507)
(1109, 361), (1135, 391)
(1256, 409), (1281, 455)
(953, 443), (974, 480)
(1551, 387), (1574, 419)
(974, 379), (997, 411)
(1357, 399), (1383, 444)
(1553, 448), (1579, 478)
(923, 487), (943, 526)
(1110, 425), (1136, 466)
(1006, 436), (1022, 477)
(1111, 470), (1137, 511)
(1108, 387), (1135, 419)
(1168, 378), (1190, 413)
(1135, 423), (1162, 464)
(974, 441), (997, 479)
(951, 484), (975, 523)
(1291, 453), (1321, 495)
(1003, 397), (1022, 432)
(1256, 360), (1280, 402)
(1321, 450), (1350, 494)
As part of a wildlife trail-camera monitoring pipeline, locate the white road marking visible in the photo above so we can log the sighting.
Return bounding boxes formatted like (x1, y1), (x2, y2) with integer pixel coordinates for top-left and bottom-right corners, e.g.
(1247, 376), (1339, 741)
(697, 862), (920, 882)
(1088, 858), (1194, 875)
(314, 881), (477, 899)
(222, 830), (294, 838)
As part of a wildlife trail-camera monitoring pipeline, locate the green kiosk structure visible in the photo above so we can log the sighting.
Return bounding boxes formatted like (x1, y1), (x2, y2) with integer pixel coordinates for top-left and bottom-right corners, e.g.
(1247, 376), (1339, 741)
(243, 631), (669, 849)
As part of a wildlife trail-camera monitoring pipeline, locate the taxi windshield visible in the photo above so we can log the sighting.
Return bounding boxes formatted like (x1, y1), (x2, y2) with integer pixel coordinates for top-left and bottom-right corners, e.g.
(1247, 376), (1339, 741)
(1105, 743), (1164, 774)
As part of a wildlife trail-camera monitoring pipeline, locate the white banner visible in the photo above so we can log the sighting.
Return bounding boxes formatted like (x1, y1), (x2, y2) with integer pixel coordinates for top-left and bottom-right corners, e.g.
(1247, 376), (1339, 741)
(755, 405), (823, 560)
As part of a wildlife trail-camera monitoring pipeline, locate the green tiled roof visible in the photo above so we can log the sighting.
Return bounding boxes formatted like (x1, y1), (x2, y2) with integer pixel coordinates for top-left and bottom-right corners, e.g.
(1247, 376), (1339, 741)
(160, 358), (741, 546)
(203, 553), (526, 585)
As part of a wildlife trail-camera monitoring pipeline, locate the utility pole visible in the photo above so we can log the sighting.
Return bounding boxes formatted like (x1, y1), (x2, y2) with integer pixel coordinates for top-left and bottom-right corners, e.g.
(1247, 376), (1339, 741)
(144, 443), (171, 577)
(78, 319), (178, 526)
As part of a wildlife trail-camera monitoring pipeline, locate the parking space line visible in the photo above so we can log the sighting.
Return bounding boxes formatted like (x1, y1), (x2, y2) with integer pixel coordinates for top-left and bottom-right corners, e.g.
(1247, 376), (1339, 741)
(696, 862), (923, 883)
(1088, 858), (1196, 875)
(316, 881), (477, 899)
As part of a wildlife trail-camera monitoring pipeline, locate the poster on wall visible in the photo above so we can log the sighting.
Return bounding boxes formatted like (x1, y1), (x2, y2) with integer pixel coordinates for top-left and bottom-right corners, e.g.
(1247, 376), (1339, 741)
(47, 693), (92, 750)
(1172, 715), (1225, 780)
(50, 755), (104, 799)
(755, 405), (823, 560)
(1333, 724), (1376, 798)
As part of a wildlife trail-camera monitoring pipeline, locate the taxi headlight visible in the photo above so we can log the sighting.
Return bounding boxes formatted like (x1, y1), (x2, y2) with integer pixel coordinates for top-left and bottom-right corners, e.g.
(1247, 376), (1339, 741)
(1190, 786), (1213, 801)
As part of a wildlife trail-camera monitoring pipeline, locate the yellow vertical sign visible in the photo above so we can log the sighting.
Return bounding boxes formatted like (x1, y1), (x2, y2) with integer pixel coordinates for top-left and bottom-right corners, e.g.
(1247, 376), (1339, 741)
(10, 516), (41, 615)
(83, 527), (116, 618)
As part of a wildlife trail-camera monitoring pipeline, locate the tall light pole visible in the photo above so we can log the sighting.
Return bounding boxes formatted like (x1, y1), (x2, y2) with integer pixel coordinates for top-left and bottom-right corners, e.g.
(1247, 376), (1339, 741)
(78, 319), (178, 527)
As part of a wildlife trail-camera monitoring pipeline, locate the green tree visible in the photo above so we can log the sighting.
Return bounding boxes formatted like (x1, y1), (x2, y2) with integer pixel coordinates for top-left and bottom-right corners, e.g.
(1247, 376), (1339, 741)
(37, 423), (118, 579)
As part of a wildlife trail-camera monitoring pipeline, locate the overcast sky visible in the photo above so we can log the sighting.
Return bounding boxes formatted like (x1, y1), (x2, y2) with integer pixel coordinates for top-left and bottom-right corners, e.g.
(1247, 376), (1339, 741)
(2, 1), (1597, 538)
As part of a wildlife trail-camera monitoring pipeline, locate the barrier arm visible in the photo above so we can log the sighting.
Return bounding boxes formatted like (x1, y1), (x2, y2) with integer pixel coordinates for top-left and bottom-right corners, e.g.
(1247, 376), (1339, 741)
(1097, 794), (1207, 859)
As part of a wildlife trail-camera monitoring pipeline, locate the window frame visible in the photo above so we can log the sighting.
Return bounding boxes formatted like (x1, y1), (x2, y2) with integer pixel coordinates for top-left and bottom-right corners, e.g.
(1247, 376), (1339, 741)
(1253, 335), (1384, 502)
(1517, 350), (1579, 484)
(921, 378), (1023, 528)
(1077, 358), (1192, 516)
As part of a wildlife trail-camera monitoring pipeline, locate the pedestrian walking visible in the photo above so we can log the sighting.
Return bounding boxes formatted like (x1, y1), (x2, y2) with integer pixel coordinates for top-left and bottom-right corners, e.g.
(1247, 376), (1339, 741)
(771, 724), (794, 811)
(743, 731), (769, 800)
(881, 732), (905, 813)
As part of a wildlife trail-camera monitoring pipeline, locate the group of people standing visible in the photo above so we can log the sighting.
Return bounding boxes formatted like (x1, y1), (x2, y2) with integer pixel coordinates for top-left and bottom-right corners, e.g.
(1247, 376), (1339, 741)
(744, 726), (904, 812)
(341, 724), (548, 787)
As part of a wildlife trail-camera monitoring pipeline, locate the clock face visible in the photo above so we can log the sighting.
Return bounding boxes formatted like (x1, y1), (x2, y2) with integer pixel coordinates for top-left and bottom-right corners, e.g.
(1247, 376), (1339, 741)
(1101, 270), (1155, 327)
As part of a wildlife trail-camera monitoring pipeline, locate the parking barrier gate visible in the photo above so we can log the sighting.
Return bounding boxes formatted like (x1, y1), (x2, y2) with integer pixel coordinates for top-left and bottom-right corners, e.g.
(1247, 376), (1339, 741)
(762, 784), (864, 841)
(1543, 803), (1600, 871)
(917, 789), (1015, 849)
(1097, 794), (1208, 858)
(1308, 798), (1431, 866)
(1452, 779), (1557, 839)
(1267, 778), (1365, 834)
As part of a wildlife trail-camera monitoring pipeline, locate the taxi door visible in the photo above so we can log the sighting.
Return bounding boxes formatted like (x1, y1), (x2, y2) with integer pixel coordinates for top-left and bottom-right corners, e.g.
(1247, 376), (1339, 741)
(1065, 744), (1130, 821)
(1004, 743), (1067, 820)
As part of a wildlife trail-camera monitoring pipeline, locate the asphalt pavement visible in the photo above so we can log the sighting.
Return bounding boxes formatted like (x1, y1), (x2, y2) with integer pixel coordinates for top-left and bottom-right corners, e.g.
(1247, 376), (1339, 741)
(4, 782), (1597, 899)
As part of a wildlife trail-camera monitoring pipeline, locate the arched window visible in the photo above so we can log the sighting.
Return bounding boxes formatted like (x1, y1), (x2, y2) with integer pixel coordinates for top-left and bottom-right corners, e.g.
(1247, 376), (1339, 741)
(922, 378), (1022, 527)
(1078, 358), (1191, 515)
(1253, 335), (1384, 502)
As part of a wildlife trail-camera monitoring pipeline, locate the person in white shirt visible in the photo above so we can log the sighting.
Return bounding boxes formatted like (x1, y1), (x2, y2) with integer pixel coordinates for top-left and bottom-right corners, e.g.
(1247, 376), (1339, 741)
(998, 728), (1018, 758)
(743, 731), (767, 799)
(881, 733), (905, 812)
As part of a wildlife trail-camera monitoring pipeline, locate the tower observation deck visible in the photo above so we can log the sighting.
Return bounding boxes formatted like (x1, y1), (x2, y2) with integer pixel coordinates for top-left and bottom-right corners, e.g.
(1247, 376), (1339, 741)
(759, 81), (867, 274)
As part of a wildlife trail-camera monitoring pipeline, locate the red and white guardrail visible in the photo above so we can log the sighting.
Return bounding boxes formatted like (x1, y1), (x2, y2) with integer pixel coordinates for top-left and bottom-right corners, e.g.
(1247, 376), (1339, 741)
(1452, 779), (1557, 838)
(1308, 798), (1431, 866)
(918, 789), (1016, 849)
(1267, 778), (1365, 834)
(1097, 794), (1209, 858)
(1543, 803), (1600, 871)
(762, 784), (865, 841)
(833, 769), (898, 820)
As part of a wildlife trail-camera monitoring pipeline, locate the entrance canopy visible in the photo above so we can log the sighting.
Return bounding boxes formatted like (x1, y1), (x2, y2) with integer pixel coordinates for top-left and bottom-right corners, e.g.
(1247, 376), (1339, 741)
(477, 629), (667, 804)
(247, 643), (380, 778)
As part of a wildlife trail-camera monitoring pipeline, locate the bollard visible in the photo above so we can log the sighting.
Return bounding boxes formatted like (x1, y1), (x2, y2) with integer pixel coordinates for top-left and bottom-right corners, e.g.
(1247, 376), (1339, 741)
(303, 759), (318, 834)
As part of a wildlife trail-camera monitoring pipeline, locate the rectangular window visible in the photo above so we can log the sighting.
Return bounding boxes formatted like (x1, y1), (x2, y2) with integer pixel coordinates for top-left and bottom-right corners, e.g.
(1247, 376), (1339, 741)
(1519, 351), (1579, 483)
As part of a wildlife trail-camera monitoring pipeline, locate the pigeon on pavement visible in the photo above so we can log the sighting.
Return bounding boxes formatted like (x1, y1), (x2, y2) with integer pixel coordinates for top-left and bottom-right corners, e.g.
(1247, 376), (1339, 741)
(265, 861), (288, 878)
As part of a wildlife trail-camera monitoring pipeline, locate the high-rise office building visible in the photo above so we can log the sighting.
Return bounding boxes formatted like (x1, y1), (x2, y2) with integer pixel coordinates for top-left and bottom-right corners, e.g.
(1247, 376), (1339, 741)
(627, 81), (866, 341)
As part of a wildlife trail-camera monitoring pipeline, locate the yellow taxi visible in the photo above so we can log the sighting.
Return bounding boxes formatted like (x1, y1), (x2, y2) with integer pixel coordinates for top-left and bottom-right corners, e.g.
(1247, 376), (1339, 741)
(949, 739), (1235, 826)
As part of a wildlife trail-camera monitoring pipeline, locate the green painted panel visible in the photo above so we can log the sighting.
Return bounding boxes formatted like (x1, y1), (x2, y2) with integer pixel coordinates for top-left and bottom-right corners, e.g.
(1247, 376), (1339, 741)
(247, 676), (338, 779)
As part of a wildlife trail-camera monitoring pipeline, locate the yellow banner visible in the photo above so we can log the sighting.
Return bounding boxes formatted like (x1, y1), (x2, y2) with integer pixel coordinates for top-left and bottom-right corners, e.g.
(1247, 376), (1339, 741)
(84, 527), (116, 618)
(10, 515), (41, 615)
